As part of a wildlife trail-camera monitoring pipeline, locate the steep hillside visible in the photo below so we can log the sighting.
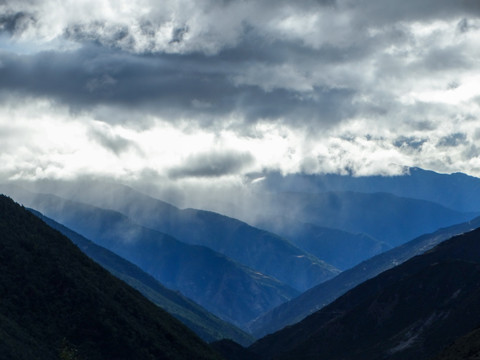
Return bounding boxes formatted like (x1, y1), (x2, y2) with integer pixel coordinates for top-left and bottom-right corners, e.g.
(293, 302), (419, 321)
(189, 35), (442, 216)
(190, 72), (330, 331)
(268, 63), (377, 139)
(5, 189), (297, 328)
(32, 209), (253, 346)
(211, 339), (261, 360)
(433, 327), (480, 360)
(256, 218), (389, 270)
(251, 226), (480, 360)
(5, 182), (340, 292)
(0, 195), (221, 360)
(250, 215), (480, 337)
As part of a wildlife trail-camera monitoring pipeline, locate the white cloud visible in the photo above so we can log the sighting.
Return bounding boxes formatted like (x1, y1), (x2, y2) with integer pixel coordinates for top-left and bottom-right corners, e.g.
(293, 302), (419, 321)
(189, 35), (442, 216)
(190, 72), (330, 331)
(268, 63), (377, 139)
(1, 0), (480, 186)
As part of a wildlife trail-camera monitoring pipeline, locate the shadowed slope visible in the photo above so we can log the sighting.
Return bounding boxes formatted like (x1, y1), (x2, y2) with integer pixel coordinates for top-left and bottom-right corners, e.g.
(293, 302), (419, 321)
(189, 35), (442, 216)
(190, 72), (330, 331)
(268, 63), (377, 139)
(0, 195), (221, 360)
(32, 209), (253, 346)
(249, 215), (480, 337)
(3, 187), (297, 328)
(251, 226), (480, 360)
(13, 181), (340, 292)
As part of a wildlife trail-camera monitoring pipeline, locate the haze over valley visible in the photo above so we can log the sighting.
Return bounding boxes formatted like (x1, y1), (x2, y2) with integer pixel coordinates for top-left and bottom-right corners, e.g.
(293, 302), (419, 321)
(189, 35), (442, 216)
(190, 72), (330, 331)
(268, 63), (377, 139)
(2, 0), (480, 359)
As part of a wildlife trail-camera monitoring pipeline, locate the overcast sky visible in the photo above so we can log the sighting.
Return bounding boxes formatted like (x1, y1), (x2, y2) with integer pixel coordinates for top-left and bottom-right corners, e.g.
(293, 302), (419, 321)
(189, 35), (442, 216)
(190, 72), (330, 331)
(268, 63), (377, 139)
(2, 0), (480, 189)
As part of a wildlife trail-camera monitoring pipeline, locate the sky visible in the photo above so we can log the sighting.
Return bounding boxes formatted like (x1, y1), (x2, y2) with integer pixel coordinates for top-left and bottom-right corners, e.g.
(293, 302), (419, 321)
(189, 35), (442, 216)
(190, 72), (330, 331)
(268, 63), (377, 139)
(2, 0), (480, 192)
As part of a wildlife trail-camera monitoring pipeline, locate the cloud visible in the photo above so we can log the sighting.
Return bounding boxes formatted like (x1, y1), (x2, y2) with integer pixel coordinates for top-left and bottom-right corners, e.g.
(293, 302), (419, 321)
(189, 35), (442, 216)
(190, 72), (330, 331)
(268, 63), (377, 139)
(393, 136), (427, 151)
(0, 11), (36, 35)
(88, 123), (139, 156)
(1, 0), (480, 185)
(437, 133), (468, 147)
(0, 43), (357, 129)
(168, 151), (254, 179)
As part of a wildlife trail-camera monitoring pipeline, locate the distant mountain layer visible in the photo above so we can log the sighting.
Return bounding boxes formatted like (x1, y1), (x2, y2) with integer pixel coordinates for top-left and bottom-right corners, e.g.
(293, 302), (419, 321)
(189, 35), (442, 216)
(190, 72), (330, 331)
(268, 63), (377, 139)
(250, 215), (480, 338)
(261, 167), (480, 212)
(255, 191), (476, 247)
(32, 209), (253, 346)
(4, 187), (297, 328)
(21, 192), (299, 327)
(35, 181), (339, 292)
(0, 195), (221, 360)
(256, 218), (390, 270)
(251, 226), (480, 360)
(433, 327), (480, 360)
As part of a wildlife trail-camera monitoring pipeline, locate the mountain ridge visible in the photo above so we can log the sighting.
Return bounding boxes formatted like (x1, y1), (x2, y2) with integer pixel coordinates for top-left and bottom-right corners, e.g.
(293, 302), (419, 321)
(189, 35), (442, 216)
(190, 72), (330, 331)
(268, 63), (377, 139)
(43, 181), (340, 292)
(0, 194), (222, 360)
(250, 226), (480, 360)
(249, 215), (480, 337)
(31, 208), (253, 345)
(2, 187), (298, 328)
(259, 167), (480, 212)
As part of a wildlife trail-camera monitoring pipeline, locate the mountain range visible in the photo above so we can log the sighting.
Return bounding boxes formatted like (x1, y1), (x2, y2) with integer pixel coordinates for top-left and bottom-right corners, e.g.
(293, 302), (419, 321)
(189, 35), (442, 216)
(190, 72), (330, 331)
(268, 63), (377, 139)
(250, 226), (480, 359)
(31, 209), (253, 346)
(259, 167), (480, 212)
(254, 218), (389, 270)
(251, 190), (476, 247)
(250, 215), (480, 337)
(4, 188), (297, 328)
(25, 181), (339, 292)
(0, 195), (221, 360)
(3, 167), (480, 359)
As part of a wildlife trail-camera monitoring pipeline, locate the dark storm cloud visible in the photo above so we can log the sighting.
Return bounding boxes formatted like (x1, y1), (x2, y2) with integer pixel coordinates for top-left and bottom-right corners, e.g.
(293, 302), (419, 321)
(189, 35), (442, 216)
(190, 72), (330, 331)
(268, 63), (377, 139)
(217, 32), (377, 68)
(437, 133), (467, 147)
(0, 11), (36, 34)
(2, 0), (480, 180)
(350, 0), (480, 26)
(64, 22), (135, 51)
(393, 136), (427, 150)
(168, 151), (254, 179)
(0, 44), (357, 128)
(1, 0), (475, 135)
(418, 45), (472, 72)
(89, 127), (138, 156)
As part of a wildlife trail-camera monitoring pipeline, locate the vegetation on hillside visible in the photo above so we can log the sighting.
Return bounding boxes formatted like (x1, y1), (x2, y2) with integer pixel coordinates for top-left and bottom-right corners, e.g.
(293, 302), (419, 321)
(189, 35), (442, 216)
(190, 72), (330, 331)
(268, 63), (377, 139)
(0, 195), (222, 360)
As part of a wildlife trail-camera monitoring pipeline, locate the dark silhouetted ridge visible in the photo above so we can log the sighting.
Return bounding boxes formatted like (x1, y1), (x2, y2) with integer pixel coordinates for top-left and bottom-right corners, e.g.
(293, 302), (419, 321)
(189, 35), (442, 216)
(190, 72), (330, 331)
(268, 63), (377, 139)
(251, 226), (480, 360)
(0, 195), (221, 360)
(3, 187), (297, 328)
(31, 208), (253, 346)
(250, 215), (480, 337)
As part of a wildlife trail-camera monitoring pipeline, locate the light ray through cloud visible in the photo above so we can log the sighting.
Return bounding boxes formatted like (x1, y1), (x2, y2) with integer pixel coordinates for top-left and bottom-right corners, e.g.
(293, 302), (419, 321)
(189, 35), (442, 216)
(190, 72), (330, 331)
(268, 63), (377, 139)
(1, 0), (480, 189)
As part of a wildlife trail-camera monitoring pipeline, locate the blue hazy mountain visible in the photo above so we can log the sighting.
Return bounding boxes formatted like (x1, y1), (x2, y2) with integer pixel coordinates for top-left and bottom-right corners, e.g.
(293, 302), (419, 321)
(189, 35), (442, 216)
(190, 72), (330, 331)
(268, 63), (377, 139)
(31, 208), (253, 345)
(250, 215), (480, 338)
(250, 226), (480, 360)
(253, 190), (476, 247)
(24, 181), (340, 292)
(255, 217), (390, 270)
(3, 188), (298, 328)
(260, 167), (480, 212)
(0, 195), (221, 360)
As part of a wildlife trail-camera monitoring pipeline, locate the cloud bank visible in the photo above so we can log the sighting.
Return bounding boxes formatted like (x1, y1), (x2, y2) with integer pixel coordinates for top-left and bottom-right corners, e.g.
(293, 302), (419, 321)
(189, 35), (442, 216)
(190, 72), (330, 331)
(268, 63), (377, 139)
(1, 0), (480, 189)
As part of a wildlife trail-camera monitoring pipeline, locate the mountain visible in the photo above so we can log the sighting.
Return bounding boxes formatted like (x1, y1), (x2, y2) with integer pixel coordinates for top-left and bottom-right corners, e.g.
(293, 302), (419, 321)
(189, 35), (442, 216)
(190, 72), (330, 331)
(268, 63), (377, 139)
(254, 190), (476, 247)
(32, 209), (253, 346)
(0, 195), (221, 360)
(7, 181), (340, 292)
(260, 167), (480, 212)
(249, 215), (480, 338)
(211, 339), (262, 360)
(5, 189), (298, 328)
(433, 327), (480, 360)
(255, 217), (389, 270)
(250, 226), (480, 360)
